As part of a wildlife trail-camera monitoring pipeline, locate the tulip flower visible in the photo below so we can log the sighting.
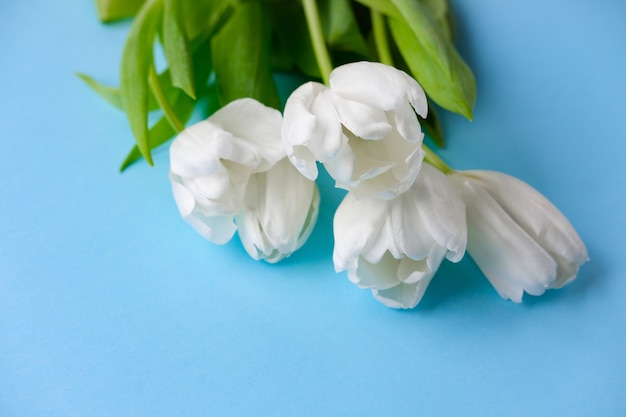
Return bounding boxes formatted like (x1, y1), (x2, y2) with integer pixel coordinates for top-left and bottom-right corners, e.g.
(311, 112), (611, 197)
(282, 61), (428, 200)
(236, 158), (320, 263)
(169, 98), (319, 263)
(449, 170), (588, 302)
(333, 164), (467, 308)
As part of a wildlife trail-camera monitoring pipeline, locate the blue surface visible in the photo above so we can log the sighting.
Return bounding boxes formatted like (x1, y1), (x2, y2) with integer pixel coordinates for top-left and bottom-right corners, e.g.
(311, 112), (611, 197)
(1, 1), (625, 416)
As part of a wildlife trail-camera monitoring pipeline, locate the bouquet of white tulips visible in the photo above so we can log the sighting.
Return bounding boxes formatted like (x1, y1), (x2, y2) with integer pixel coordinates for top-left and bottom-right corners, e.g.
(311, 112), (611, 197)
(81, 0), (587, 308)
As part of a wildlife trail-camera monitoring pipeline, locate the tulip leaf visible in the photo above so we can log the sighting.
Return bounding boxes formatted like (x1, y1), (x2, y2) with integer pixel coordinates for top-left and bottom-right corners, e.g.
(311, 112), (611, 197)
(420, 0), (453, 39)
(267, 1), (321, 79)
(120, 0), (162, 166)
(76, 73), (123, 110)
(179, 0), (232, 41)
(319, 0), (368, 56)
(77, 69), (184, 112)
(120, 36), (215, 171)
(95, 0), (146, 22)
(388, 0), (475, 119)
(352, 0), (401, 19)
(212, 1), (280, 108)
(163, 0), (195, 98)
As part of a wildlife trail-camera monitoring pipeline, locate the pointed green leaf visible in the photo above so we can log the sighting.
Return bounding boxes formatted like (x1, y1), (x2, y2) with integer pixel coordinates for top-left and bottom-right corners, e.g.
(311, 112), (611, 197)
(163, 0), (195, 98)
(212, 1), (280, 108)
(267, 1), (321, 79)
(420, 0), (453, 39)
(119, 0), (162, 166)
(319, 0), (368, 56)
(352, 0), (401, 19)
(76, 73), (123, 109)
(389, 0), (475, 119)
(95, 0), (146, 22)
(120, 37), (214, 171)
(179, 0), (233, 41)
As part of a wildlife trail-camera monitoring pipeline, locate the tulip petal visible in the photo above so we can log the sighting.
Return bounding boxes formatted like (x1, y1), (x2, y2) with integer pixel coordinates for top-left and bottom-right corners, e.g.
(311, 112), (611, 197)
(352, 252), (403, 290)
(393, 100), (424, 141)
(186, 209), (237, 245)
(171, 177), (196, 217)
(237, 159), (320, 263)
(413, 164), (467, 261)
(372, 277), (431, 309)
(169, 122), (233, 177)
(210, 98), (284, 168)
(333, 193), (389, 272)
(452, 175), (558, 302)
(465, 170), (588, 268)
(329, 61), (427, 116)
(282, 82), (342, 180)
(330, 93), (391, 140)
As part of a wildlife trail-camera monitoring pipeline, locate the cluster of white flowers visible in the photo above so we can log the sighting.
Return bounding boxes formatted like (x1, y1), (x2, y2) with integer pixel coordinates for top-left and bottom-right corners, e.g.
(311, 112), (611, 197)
(169, 62), (588, 308)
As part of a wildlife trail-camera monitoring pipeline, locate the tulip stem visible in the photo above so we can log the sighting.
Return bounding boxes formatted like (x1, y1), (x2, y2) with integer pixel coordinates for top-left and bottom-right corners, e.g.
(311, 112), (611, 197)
(302, 0), (332, 85)
(423, 145), (454, 175)
(372, 10), (393, 66)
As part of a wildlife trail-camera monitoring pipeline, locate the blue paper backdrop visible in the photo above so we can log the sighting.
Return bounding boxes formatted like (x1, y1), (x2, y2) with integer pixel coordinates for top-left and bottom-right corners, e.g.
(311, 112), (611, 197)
(1, 1), (625, 416)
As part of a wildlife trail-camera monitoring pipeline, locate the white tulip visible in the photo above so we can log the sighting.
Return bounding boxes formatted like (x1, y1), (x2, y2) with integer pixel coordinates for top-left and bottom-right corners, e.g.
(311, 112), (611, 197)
(169, 98), (319, 262)
(333, 164), (467, 309)
(236, 158), (320, 263)
(449, 170), (589, 302)
(282, 61), (428, 200)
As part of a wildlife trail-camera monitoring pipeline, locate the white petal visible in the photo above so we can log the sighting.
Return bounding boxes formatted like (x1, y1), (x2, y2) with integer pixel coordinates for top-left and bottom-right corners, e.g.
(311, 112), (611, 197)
(170, 176), (195, 217)
(282, 82), (341, 178)
(237, 159), (320, 263)
(352, 252), (402, 290)
(332, 193), (389, 272)
(393, 100), (424, 141)
(329, 61), (427, 116)
(282, 82), (325, 147)
(411, 164), (467, 262)
(390, 192), (434, 260)
(330, 93), (391, 140)
(372, 275), (433, 309)
(465, 170), (588, 267)
(186, 209), (237, 245)
(323, 133), (356, 184)
(210, 98), (284, 167)
(308, 89), (344, 160)
(169, 123), (233, 178)
(451, 174), (558, 302)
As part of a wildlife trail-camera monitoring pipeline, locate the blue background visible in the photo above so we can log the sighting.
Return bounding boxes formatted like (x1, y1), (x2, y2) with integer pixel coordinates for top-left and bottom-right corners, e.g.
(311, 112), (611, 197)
(1, 1), (625, 416)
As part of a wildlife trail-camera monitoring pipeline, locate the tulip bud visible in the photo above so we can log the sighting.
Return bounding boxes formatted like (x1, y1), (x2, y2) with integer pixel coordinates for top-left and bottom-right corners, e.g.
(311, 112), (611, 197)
(449, 170), (588, 302)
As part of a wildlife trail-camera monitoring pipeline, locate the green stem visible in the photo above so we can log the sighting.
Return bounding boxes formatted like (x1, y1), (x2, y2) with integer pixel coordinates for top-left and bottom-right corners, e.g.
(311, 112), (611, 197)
(302, 0), (332, 85)
(423, 144), (454, 175)
(148, 65), (184, 132)
(372, 10), (393, 66)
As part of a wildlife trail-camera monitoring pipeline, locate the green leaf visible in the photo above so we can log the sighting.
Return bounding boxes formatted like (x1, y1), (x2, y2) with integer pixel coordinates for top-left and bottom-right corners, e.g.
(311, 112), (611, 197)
(76, 73), (123, 109)
(120, 36), (215, 171)
(119, 0), (162, 166)
(319, 0), (368, 56)
(77, 70), (182, 112)
(163, 0), (195, 98)
(352, 0), (401, 19)
(267, 1), (321, 79)
(420, 0), (453, 39)
(388, 0), (475, 119)
(179, 0), (233, 41)
(212, 1), (280, 108)
(94, 0), (146, 22)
